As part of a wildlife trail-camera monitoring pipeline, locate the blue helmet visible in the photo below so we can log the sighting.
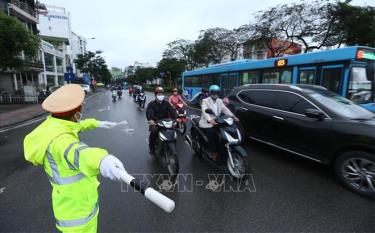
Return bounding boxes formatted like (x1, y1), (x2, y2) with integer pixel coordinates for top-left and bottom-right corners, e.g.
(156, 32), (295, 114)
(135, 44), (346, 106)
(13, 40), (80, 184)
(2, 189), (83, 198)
(209, 85), (221, 93)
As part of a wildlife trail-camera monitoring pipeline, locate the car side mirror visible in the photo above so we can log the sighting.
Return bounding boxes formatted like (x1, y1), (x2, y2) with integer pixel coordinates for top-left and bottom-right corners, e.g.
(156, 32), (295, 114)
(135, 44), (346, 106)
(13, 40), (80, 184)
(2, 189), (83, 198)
(205, 109), (214, 114)
(305, 109), (324, 120)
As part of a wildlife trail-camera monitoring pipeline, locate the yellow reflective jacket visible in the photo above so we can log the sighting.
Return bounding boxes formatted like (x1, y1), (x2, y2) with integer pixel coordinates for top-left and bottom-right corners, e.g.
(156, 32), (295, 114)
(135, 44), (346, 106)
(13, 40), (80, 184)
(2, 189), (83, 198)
(24, 116), (108, 232)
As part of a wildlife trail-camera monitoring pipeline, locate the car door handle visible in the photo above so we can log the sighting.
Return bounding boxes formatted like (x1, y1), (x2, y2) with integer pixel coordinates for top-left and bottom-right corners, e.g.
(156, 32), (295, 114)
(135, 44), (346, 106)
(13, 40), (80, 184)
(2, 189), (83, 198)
(273, 116), (284, 121)
(240, 107), (248, 111)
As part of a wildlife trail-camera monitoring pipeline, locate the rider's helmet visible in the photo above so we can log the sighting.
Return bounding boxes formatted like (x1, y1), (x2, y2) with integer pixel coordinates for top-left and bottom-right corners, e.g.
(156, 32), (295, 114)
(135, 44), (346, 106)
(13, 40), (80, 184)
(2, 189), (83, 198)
(209, 85), (221, 95)
(154, 87), (164, 95)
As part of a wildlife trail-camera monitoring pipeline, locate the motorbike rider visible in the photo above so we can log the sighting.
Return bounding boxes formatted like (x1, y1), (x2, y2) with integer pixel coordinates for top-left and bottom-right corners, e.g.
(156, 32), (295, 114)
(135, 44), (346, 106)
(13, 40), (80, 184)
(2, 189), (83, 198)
(146, 87), (177, 155)
(199, 85), (239, 161)
(168, 88), (187, 108)
(134, 85), (142, 102)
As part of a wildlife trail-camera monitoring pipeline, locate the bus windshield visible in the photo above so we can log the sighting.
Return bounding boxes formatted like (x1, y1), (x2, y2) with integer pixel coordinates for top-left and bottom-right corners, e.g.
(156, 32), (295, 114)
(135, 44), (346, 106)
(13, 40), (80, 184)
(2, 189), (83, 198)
(347, 63), (375, 104)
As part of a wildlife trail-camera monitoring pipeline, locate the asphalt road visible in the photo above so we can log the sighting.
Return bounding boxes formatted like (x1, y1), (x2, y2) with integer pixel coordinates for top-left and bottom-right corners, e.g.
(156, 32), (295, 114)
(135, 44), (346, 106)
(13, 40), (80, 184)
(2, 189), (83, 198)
(0, 91), (373, 232)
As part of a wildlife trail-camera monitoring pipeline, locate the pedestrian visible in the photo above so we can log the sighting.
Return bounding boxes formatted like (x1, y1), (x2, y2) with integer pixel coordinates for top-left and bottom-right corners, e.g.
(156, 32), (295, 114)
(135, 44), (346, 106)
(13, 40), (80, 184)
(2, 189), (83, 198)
(24, 84), (127, 233)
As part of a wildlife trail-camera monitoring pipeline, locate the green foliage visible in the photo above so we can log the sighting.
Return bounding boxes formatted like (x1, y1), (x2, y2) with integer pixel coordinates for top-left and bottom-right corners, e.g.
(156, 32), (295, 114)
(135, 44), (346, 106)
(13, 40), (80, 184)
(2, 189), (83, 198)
(74, 51), (112, 84)
(157, 58), (185, 87)
(332, 2), (375, 47)
(127, 67), (158, 84)
(0, 12), (40, 70)
(161, 0), (375, 64)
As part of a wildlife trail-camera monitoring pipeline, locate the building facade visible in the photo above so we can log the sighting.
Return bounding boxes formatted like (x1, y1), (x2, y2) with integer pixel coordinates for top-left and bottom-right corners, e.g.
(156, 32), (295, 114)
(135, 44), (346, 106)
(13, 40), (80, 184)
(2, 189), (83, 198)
(37, 3), (87, 79)
(0, 0), (43, 97)
(243, 38), (302, 60)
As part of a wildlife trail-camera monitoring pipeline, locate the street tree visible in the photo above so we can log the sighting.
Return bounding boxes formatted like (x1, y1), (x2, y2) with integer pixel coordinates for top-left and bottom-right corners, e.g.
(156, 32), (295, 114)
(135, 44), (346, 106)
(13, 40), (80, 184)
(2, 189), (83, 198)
(133, 67), (158, 84)
(249, 0), (339, 54)
(163, 39), (197, 70)
(74, 51), (112, 84)
(331, 1), (375, 47)
(0, 12), (40, 70)
(157, 58), (186, 87)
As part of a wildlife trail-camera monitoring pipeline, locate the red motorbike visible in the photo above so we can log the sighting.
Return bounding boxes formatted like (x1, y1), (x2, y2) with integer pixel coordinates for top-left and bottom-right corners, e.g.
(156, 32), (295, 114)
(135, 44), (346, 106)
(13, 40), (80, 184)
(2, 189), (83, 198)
(175, 103), (187, 134)
(128, 87), (133, 96)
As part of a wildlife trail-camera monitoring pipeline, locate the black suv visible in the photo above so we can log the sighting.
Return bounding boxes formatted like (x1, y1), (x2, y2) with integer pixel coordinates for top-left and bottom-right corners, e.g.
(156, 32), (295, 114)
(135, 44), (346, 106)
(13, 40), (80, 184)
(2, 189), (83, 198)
(227, 84), (375, 197)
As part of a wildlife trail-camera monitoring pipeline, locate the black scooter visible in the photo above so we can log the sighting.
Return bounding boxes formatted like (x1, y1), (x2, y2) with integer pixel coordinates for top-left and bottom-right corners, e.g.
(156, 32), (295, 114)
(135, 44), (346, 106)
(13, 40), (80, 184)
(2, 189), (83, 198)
(117, 90), (123, 99)
(153, 119), (179, 177)
(185, 109), (250, 180)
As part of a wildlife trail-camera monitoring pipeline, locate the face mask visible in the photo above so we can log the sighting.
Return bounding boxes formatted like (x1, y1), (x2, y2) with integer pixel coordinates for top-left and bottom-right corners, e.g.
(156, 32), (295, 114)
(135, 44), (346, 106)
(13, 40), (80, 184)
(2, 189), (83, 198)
(211, 95), (219, 100)
(74, 112), (82, 122)
(156, 95), (164, 102)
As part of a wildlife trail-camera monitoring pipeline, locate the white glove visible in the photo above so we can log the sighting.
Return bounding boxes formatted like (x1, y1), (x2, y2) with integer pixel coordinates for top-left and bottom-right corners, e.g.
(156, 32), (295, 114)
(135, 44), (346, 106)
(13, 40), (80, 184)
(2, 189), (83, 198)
(100, 155), (126, 181)
(98, 121), (117, 129)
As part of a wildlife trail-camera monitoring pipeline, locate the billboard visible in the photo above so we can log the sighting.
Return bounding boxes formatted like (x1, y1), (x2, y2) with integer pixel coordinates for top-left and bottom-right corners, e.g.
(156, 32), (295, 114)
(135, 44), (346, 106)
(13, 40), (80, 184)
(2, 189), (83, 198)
(38, 9), (71, 41)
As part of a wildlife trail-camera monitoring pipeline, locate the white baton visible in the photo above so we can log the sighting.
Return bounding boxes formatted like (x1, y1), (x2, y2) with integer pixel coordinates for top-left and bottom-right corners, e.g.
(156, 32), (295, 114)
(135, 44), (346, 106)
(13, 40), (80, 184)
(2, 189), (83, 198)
(121, 172), (175, 213)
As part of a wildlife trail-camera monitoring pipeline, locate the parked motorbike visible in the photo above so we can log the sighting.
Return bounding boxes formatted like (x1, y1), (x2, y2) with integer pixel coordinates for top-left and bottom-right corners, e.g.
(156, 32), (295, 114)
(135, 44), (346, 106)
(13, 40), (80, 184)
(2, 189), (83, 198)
(112, 91), (117, 101)
(175, 103), (187, 134)
(153, 119), (179, 177)
(138, 92), (146, 109)
(117, 90), (123, 99)
(185, 109), (250, 180)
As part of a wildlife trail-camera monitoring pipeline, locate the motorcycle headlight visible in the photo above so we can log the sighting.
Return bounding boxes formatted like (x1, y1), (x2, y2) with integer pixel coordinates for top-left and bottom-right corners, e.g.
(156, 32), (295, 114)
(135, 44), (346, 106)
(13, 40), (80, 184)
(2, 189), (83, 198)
(163, 121), (173, 128)
(224, 118), (234, 126)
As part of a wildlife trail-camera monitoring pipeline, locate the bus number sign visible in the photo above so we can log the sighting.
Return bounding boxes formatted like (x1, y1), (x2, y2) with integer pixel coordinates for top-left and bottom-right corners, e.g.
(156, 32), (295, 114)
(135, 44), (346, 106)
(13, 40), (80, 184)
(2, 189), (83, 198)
(275, 59), (288, 67)
(357, 49), (375, 61)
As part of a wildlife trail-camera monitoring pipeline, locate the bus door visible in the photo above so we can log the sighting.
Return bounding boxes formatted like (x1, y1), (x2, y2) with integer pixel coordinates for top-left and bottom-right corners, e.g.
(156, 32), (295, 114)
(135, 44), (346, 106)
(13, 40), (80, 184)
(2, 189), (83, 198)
(220, 73), (239, 96)
(321, 65), (344, 94)
(298, 67), (316, 85)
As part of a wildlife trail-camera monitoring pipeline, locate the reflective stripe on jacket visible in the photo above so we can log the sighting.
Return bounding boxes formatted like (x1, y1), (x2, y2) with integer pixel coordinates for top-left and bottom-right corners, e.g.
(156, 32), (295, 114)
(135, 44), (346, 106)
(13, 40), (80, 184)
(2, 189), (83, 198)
(24, 116), (108, 232)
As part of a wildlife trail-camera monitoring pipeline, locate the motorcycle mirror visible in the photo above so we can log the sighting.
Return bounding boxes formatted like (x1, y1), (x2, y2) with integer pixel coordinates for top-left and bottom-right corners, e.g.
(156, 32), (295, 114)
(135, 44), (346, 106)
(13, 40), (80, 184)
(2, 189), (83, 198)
(205, 109), (214, 114)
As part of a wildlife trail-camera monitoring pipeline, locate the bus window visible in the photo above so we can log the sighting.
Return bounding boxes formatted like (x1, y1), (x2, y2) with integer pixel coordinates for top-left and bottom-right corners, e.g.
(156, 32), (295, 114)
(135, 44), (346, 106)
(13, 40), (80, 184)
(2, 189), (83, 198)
(299, 69), (315, 84)
(201, 75), (211, 89)
(210, 74), (220, 86)
(262, 69), (292, 84)
(280, 70), (292, 84)
(242, 71), (260, 85)
(262, 70), (280, 84)
(191, 76), (202, 87)
(221, 73), (238, 96)
(322, 67), (342, 94)
(184, 76), (193, 87)
(348, 66), (373, 104)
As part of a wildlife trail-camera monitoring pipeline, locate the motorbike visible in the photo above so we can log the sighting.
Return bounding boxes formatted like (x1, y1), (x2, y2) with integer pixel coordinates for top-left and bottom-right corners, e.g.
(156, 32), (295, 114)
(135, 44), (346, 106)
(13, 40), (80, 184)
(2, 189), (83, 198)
(112, 91), (117, 101)
(175, 103), (187, 134)
(129, 88), (133, 96)
(117, 90), (123, 99)
(185, 109), (250, 180)
(138, 92), (146, 109)
(153, 119), (179, 177)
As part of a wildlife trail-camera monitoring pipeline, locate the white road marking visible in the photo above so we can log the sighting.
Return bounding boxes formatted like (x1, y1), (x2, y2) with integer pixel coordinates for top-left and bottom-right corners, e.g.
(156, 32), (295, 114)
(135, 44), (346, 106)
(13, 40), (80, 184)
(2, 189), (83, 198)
(117, 120), (128, 126)
(98, 106), (111, 112)
(0, 116), (46, 133)
(0, 187), (5, 194)
(124, 128), (135, 134)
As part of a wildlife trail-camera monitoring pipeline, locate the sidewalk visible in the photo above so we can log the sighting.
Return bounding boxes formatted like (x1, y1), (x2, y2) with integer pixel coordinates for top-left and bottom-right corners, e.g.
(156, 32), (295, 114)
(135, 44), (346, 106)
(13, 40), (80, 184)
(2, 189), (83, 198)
(0, 104), (45, 128)
(0, 89), (105, 129)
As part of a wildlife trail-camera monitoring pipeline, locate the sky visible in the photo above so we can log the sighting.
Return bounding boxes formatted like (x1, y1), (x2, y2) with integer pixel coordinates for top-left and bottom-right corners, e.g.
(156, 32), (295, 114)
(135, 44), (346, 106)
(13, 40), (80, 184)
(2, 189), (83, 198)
(41, 0), (374, 69)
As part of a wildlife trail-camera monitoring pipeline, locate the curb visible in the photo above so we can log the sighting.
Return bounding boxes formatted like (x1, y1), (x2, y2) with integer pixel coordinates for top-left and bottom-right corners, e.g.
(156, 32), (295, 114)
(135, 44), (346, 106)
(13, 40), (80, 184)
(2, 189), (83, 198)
(0, 91), (105, 131)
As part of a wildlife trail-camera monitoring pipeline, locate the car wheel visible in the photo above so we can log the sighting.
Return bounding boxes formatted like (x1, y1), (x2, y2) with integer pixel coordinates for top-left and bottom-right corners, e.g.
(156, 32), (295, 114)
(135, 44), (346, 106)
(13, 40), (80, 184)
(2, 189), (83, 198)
(334, 151), (375, 198)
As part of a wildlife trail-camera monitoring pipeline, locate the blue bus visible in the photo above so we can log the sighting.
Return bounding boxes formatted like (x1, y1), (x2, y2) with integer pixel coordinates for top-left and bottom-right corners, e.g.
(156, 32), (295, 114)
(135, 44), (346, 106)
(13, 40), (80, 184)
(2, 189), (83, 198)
(182, 46), (375, 111)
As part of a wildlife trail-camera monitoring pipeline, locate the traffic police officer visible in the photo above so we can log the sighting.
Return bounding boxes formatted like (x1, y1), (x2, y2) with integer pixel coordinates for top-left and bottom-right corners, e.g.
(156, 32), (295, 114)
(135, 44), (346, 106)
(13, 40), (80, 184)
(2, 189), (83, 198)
(24, 84), (126, 233)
